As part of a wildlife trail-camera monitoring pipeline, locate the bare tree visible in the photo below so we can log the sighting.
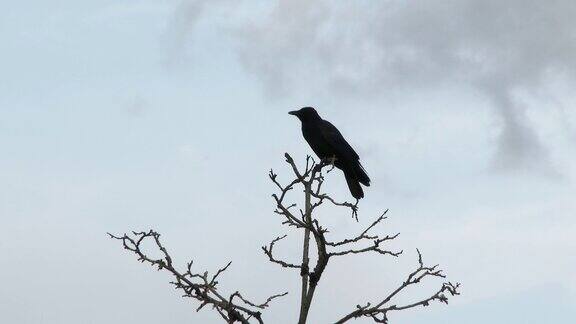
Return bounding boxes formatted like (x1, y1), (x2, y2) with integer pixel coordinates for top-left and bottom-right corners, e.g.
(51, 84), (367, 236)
(110, 153), (460, 323)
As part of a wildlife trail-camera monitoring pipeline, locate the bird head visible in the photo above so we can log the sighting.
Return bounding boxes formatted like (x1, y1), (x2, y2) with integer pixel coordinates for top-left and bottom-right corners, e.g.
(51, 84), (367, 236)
(288, 107), (320, 122)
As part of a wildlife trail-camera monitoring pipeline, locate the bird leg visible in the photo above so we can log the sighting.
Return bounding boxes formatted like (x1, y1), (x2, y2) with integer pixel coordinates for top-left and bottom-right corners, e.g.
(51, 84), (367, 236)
(326, 155), (337, 173)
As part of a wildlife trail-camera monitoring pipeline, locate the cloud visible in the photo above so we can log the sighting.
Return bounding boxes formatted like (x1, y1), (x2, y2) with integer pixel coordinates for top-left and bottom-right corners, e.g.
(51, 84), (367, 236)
(171, 0), (576, 174)
(162, 0), (211, 67)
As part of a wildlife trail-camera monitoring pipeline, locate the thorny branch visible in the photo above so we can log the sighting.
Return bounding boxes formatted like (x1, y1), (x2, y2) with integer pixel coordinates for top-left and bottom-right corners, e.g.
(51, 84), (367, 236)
(108, 230), (286, 324)
(110, 153), (459, 324)
(266, 153), (460, 323)
(262, 235), (301, 269)
(334, 250), (461, 323)
(325, 211), (390, 247)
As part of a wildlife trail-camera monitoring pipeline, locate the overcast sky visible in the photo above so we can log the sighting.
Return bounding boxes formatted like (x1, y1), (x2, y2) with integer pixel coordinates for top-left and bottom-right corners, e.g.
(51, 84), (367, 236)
(1, 1), (575, 323)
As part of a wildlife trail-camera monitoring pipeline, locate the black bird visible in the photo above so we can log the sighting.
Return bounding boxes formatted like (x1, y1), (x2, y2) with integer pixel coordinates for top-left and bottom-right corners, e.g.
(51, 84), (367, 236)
(289, 107), (370, 199)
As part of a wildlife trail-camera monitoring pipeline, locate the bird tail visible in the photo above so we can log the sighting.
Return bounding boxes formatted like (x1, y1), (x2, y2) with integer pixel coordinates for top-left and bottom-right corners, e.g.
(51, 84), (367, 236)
(355, 162), (370, 187)
(344, 170), (364, 199)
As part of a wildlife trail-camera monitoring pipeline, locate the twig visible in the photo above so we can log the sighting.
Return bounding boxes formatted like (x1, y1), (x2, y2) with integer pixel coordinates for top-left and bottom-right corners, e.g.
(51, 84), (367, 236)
(109, 231), (285, 324)
(326, 211), (389, 247)
(262, 235), (301, 269)
(334, 249), (461, 323)
(267, 154), (459, 324)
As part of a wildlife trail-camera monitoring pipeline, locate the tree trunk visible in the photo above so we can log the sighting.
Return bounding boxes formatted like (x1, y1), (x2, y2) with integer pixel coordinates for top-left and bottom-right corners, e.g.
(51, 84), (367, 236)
(297, 182), (312, 324)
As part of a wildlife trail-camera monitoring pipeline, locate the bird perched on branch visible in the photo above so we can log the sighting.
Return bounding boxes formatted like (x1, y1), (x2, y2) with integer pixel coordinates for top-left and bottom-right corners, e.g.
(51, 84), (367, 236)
(288, 107), (370, 199)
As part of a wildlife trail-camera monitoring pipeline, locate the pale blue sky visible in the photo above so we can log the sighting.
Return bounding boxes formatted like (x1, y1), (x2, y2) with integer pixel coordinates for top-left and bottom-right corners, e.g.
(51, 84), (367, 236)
(1, 1), (575, 323)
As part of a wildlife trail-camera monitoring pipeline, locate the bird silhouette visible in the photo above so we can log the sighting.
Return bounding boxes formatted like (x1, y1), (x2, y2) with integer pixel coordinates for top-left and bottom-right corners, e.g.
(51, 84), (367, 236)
(289, 107), (370, 199)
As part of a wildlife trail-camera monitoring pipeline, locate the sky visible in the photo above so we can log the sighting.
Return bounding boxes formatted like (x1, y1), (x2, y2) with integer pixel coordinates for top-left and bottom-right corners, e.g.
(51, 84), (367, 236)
(1, 1), (575, 323)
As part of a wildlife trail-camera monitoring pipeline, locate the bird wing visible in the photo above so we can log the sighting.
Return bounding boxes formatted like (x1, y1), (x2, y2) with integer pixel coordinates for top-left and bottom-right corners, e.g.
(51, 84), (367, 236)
(318, 120), (359, 162)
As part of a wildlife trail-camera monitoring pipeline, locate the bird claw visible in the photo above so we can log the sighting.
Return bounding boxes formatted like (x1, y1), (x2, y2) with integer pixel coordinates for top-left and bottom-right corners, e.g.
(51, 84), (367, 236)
(324, 156), (337, 173)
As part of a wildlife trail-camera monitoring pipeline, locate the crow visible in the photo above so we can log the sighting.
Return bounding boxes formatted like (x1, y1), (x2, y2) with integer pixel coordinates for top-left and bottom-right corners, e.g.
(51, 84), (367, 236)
(289, 107), (370, 199)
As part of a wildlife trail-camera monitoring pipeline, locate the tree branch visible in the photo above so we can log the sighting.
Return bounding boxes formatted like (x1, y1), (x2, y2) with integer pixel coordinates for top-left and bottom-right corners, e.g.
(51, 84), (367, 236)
(108, 230), (286, 323)
(326, 211), (392, 247)
(111, 153), (459, 324)
(262, 235), (301, 270)
(268, 154), (459, 323)
(334, 249), (461, 323)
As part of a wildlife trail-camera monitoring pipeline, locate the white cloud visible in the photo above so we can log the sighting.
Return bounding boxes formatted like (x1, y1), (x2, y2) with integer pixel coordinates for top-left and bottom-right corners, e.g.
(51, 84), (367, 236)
(172, 0), (576, 174)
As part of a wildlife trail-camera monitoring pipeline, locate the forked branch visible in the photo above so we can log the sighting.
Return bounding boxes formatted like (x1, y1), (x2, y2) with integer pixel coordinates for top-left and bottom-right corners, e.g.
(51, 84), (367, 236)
(266, 154), (459, 324)
(110, 153), (459, 324)
(335, 249), (460, 323)
(108, 230), (286, 324)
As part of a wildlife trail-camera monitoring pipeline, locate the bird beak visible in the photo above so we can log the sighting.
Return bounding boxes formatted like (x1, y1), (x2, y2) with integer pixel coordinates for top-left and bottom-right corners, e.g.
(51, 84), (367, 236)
(288, 110), (299, 116)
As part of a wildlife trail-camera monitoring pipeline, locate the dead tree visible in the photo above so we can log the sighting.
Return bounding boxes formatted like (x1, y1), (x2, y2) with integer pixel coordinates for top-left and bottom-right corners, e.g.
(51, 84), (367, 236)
(109, 153), (460, 323)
